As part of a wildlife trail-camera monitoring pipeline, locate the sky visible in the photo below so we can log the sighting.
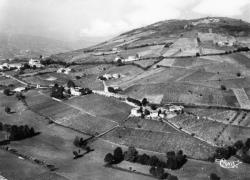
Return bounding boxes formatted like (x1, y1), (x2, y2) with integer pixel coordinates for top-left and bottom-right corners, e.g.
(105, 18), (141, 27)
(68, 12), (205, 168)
(0, 0), (249, 42)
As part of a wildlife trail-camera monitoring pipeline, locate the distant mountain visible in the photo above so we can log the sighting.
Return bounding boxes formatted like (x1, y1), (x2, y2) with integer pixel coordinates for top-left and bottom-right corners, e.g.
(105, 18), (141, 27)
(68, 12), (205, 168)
(0, 33), (74, 60)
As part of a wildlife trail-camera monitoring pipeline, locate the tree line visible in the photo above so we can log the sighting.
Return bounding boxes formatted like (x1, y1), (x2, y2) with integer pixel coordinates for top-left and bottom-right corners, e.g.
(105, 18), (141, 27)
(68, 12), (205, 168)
(104, 146), (188, 179)
(0, 122), (36, 141)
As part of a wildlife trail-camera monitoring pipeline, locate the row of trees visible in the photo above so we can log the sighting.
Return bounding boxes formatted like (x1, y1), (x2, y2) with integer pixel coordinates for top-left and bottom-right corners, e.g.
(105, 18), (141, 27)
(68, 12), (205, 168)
(0, 122), (36, 141)
(104, 146), (187, 169)
(104, 147), (183, 179)
(123, 146), (187, 170)
(104, 147), (124, 165)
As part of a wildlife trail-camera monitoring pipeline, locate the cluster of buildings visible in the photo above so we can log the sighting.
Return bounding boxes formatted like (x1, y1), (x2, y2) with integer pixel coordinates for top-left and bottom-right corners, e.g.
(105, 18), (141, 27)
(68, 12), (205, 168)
(0, 63), (22, 71)
(129, 101), (184, 120)
(191, 18), (220, 26)
(0, 58), (44, 72)
(28, 59), (44, 68)
(113, 54), (140, 63)
(98, 73), (123, 81)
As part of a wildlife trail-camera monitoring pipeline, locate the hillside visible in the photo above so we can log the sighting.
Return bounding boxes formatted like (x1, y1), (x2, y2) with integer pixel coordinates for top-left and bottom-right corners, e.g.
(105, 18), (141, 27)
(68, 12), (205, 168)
(52, 17), (250, 63)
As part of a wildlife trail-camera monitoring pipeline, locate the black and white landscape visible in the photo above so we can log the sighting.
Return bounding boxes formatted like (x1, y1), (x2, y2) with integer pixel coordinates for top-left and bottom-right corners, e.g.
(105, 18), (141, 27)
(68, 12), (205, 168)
(0, 0), (250, 180)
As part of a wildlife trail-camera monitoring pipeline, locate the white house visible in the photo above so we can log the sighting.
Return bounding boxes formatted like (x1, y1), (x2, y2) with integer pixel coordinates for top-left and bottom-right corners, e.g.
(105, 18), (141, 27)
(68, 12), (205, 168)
(29, 59), (44, 68)
(13, 87), (26, 92)
(0, 63), (10, 70)
(130, 108), (142, 117)
(9, 63), (22, 70)
(124, 56), (138, 62)
(70, 87), (81, 96)
(169, 105), (184, 112)
(114, 56), (124, 63)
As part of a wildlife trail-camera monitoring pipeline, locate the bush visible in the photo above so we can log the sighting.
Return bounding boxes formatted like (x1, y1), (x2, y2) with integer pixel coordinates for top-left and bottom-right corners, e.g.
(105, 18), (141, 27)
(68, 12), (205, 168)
(124, 146), (138, 162)
(210, 173), (220, 180)
(5, 106), (11, 114)
(136, 153), (150, 165)
(3, 88), (11, 96)
(104, 153), (114, 165)
(67, 80), (76, 88)
(236, 72), (241, 77)
(234, 140), (244, 150)
(220, 85), (226, 91)
(141, 98), (149, 106)
(113, 147), (124, 163)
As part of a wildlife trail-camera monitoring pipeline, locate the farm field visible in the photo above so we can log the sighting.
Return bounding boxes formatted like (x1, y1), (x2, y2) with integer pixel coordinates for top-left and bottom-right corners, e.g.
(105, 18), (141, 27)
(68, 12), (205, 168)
(124, 117), (179, 133)
(25, 91), (119, 135)
(122, 82), (239, 107)
(103, 127), (216, 160)
(66, 93), (131, 123)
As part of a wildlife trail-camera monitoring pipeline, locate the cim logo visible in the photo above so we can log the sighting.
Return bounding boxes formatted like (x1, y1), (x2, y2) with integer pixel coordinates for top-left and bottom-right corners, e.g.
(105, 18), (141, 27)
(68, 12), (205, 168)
(215, 158), (242, 169)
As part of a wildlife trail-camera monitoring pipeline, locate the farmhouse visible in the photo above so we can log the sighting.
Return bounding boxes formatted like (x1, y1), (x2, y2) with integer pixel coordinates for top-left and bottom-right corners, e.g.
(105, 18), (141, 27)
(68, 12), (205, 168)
(0, 63), (9, 71)
(98, 73), (122, 81)
(29, 59), (44, 68)
(70, 87), (81, 96)
(129, 102), (184, 120)
(13, 87), (26, 92)
(113, 56), (125, 63)
(0, 63), (22, 71)
(9, 63), (22, 70)
(124, 55), (139, 62)
(130, 107), (142, 117)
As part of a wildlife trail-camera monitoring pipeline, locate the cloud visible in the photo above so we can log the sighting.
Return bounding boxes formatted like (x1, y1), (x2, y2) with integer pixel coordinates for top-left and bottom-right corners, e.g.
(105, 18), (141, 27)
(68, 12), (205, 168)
(0, 0), (249, 40)
(80, 0), (197, 37)
(193, 0), (250, 17)
(80, 19), (130, 37)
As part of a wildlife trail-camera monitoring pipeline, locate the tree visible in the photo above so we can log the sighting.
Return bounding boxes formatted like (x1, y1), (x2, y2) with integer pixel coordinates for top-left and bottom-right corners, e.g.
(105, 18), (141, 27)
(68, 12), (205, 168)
(142, 98), (148, 106)
(155, 166), (165, 179)
(51, 84), (64, 99)
(104, 153), (114, 165)
(124, 146), (138, 162)
(3, 88), (11, 96)
(136, 153), (150, 165)
(73, 136), (80, 147)
(148, 155), (159, 166)
(245, 138), (250, 148)
(67, 80), (76, 88)
(149, 166), (157, 177)
(220, 85), (226, 91)
(144, 109), (150, 116)
(234, 140), (244, 150)
(214, 147), (230, 159)
(113, 147), (124, 163)
(196, 52), (200, 57)
(210, 173), (220, 180)
(5, 106), (11, 114)
(16, 92), (25, 101)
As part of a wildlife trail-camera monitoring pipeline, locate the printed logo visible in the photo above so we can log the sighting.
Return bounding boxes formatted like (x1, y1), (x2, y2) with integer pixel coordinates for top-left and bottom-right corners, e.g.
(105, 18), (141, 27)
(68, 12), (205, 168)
(215, 158), (242, 169)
